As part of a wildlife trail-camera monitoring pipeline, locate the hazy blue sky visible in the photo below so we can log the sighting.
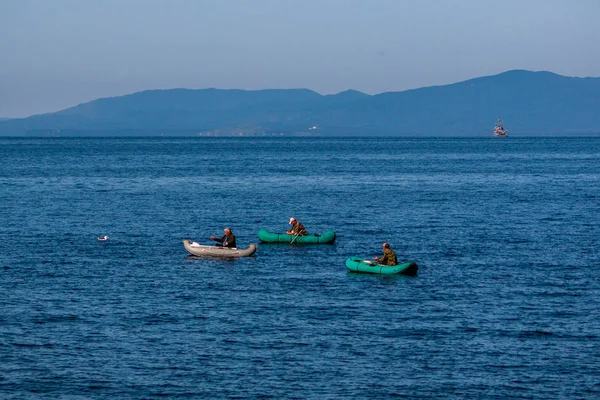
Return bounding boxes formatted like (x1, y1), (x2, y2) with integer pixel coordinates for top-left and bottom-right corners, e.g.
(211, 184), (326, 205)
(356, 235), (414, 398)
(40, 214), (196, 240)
(1, 0), (599, 117)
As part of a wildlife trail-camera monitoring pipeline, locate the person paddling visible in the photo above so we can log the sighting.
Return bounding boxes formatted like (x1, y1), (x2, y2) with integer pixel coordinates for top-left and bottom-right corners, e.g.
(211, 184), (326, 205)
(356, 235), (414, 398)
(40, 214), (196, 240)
(210, 227), (237, 248)
(286, 217), (308, 236)
(374, 242), (397, 266)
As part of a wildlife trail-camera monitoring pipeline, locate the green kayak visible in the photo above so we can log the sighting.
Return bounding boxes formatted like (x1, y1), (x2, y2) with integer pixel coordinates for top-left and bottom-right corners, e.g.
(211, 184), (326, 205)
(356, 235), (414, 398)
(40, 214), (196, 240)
(257, 228), (336, 244)
(345, 257), (418, 276)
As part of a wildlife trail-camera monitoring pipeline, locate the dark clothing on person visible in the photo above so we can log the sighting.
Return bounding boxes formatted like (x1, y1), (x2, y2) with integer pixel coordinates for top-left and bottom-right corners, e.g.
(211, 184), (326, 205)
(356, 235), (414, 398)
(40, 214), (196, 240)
(378, 248), (397, 266)
(289, 221), (308, 236)
(212, 233), (236, 248)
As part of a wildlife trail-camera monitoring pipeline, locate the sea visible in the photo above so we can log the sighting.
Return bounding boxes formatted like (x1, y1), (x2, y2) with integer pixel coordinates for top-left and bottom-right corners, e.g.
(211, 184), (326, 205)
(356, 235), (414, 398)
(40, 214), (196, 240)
(1, 137), (599, 399)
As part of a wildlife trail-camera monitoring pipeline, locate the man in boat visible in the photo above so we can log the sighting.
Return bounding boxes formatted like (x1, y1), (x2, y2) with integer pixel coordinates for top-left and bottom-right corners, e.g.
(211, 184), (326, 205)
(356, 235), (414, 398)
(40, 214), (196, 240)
(286, 217), (308, 236)
(374, 242), (397, 265)
(210, 227), (237, 248)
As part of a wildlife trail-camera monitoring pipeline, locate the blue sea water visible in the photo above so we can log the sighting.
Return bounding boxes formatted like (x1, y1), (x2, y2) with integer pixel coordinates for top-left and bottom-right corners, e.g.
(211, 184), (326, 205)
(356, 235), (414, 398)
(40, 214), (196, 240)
(0, 137), (599, 399)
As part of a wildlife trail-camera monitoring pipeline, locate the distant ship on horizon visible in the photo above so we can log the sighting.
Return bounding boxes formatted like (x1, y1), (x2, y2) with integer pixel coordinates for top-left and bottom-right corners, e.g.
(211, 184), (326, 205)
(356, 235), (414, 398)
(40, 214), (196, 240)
(493, 117), (508, 137)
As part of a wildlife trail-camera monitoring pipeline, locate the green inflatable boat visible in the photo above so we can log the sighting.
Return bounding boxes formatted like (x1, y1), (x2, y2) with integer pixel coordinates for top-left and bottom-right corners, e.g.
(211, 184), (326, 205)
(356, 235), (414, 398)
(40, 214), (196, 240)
(345, 257), (418, 276)
(257, 228), (336, 244)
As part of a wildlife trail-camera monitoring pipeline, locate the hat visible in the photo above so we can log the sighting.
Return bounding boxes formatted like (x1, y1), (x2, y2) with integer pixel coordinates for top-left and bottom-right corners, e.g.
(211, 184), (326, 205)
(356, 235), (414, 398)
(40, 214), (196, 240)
(289, 217), (296, 224)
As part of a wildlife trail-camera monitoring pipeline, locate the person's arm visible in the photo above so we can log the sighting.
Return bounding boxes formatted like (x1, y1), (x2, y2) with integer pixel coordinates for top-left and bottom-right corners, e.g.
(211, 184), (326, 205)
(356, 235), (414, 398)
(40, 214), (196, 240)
(291, 223), (306, 236)
(224, 235), (236, 247)
(211, 235), (225, 243)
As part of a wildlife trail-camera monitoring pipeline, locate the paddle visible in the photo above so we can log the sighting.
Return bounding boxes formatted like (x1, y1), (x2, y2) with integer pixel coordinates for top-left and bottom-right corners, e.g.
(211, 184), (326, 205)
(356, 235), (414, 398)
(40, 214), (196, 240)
(290, 232), (301, 244)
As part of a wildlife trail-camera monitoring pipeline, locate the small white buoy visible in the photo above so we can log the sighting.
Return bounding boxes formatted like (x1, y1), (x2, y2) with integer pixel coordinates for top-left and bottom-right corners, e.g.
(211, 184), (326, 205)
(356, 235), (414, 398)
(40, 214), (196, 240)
(97, 235), (109, 241)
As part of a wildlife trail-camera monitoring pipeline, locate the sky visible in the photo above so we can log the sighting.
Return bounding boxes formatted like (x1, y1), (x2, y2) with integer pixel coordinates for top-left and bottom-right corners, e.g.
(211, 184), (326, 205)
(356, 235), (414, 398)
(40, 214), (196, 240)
(1, 0), (599, 118)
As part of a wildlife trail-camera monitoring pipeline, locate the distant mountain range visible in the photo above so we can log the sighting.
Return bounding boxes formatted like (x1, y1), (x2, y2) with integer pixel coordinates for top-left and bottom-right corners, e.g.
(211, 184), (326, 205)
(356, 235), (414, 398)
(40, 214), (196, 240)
(1, 70), (599, 136)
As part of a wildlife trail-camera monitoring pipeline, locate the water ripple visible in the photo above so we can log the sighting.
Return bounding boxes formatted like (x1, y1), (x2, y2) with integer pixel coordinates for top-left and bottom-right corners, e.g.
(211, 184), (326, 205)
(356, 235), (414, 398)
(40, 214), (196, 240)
(0, 137), (599, 398)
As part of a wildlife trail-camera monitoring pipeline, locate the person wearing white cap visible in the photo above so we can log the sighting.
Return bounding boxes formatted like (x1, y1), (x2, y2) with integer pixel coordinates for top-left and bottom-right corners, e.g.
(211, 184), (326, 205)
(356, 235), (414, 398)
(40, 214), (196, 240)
(286, 217), (308, 236)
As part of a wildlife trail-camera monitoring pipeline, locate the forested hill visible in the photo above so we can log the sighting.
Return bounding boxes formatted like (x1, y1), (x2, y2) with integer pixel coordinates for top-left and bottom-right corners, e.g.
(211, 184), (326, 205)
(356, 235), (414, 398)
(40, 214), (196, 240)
(1, 70), (599, 136)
